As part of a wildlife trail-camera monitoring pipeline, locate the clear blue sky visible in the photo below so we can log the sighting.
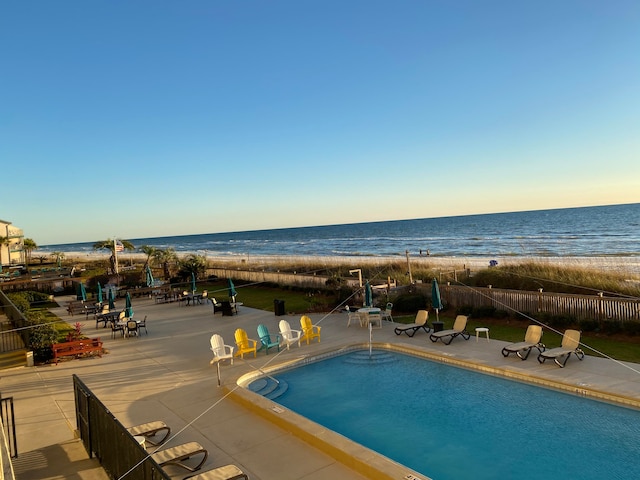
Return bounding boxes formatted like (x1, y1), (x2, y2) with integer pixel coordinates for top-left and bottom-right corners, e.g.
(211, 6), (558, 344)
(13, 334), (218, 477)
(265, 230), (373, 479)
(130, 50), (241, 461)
(2, 1), (639, 246)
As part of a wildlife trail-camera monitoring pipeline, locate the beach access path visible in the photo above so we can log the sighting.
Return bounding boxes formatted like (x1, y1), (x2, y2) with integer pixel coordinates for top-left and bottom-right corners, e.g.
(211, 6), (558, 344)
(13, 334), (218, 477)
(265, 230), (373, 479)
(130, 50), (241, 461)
(4, 295), (640, 479)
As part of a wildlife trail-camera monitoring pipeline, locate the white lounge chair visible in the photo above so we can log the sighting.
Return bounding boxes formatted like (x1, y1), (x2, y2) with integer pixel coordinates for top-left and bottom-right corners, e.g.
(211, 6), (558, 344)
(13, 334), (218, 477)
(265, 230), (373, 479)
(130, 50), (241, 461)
(381, 302), (394, 322)
(210, 334), (234, 365)
(279, 319), (302, 349)
(127, 420), (171, 446)
(537, 329), (584, 367)
(501, 325), (545, 360)
(394, 310), (430, 337)
(183, 464), (248, 480)
(429, 315), (470, 345)
(151, 441), (208, 472)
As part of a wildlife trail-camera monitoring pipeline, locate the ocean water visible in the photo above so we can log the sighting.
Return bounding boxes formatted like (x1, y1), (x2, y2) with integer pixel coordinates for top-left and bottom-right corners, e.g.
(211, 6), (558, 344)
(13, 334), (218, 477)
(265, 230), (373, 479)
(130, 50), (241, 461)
(39, 203), (640, 258)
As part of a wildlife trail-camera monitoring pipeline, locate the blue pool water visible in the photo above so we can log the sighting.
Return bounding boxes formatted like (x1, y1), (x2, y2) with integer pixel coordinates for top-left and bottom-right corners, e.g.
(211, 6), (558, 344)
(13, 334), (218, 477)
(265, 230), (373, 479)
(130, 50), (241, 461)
(252, 350), (640, 480)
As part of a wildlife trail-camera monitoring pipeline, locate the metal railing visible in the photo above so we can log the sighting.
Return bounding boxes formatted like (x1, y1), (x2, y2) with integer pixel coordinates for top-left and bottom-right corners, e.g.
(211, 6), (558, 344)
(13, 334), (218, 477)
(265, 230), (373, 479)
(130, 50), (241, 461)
(73, 375), (171, 480)
(0, 394), (17, 459)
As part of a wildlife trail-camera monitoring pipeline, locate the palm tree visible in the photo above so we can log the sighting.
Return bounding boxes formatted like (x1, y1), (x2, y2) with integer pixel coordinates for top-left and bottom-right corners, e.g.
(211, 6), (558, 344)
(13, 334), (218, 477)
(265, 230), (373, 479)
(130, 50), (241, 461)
(177, 254), (207, 282)
(153, 248), (177, 281)
(93, 238), (135, 274)
(23, 238), (37, 266)
(139, 245), (157, 269)
(50, 251), (65, 267)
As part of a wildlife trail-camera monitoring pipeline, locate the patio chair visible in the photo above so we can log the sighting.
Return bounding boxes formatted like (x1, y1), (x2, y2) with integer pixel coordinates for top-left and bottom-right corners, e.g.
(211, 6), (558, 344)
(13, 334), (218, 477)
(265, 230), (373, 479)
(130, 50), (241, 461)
(151, 441), (208, 472)
(346, 306), (364, 327)
(210, 334), (234, 365)
(111, 316), (125, 339)
(381, 302), (394, 322)
(279, 319), (302, 349)
(210, 297), (223, 314)
(126, 319), (139, 337)
(183, 465), (248, 480)
(300, 315), (321, 344)
(95, 305), (110, 328)
(138, 315), (148, 334)
(537, 329), (585, 367)
(234, 328), (258, 359)
(257, 324), (281, 354)
(501, 325), (545, 360)
(127, 420), (171, 446)
(429, 315), (470, 345)
(394, 310), (430, 337)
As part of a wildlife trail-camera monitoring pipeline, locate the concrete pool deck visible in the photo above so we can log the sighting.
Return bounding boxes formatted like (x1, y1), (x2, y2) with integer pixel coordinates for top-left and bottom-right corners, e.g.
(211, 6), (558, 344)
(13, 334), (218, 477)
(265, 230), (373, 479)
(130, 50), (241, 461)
(4, 296), (640, 479)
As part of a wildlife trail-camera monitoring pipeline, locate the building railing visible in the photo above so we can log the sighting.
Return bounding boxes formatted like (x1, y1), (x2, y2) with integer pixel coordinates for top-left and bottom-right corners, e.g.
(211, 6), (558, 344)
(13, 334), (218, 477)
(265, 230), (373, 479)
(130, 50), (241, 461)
(0, 292), (29, 354)
(73, 375), (171, 480)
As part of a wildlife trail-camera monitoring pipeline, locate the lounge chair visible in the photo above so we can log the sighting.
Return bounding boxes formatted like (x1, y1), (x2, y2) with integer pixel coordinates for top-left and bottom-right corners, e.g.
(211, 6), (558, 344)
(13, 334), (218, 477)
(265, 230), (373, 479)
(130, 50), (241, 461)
(210, 334), (234, 365)
(151, 441), (208, 472)
(126, 421), (171, 446)
(278, 319), (302, 349)
(257, 324), (280, 354)
(394, 310), (430, 337)
(234, 328), (258, 359)
(183, 464), (248, 480)
(537, 329), (585, 367)
(300, 315), (321, 344)
(429, 315), (470, 345)
(501, 325), (545, 360)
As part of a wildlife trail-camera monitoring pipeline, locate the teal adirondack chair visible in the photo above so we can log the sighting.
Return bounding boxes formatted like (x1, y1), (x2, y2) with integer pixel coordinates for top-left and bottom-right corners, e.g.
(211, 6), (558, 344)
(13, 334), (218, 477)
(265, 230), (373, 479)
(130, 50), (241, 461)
(257, 324), (281, 354)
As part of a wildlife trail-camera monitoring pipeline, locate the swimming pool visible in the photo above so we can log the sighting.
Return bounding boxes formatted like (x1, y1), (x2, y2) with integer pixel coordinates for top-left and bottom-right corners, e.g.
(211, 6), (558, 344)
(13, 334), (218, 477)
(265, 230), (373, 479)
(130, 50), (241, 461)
(247, 349), (640, 480)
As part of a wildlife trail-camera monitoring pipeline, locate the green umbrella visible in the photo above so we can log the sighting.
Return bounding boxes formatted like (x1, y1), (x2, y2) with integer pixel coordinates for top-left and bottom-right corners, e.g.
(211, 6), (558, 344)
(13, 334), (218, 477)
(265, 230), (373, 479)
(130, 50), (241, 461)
(227, 278), (237, 300)
(432, 278), (443, 321)
(77, 282), (87, 301)
(97, 282), (103, 304)
(108, 287), (115, 310)
(364, 281), (373, 307)
(145, 265), (154, 288)
(191, 272), (197, 293)
(125, 292), (133, 317)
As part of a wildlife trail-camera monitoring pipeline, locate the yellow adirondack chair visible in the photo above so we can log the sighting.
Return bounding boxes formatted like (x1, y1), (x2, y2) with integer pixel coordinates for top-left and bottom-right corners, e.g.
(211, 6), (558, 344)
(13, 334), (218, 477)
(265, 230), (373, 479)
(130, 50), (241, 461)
(300, 315), (321, 344)
(234, 328), (258, 358)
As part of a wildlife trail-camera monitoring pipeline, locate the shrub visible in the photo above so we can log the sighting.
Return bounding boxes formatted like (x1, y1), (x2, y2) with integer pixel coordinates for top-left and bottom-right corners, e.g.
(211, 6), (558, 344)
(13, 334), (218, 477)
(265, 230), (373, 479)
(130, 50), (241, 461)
(578, 318), (600, 332)
(393, 294), (429, 314)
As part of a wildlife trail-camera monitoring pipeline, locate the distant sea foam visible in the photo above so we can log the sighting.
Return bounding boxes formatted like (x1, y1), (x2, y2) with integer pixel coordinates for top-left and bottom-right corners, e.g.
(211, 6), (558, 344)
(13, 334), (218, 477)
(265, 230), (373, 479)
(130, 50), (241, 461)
(38, 203), (640, 259)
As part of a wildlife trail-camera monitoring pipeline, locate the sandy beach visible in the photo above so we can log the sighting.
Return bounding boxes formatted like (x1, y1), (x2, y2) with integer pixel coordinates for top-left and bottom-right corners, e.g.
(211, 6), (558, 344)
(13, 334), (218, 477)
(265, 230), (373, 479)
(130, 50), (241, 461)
(44, 250), (640, 277)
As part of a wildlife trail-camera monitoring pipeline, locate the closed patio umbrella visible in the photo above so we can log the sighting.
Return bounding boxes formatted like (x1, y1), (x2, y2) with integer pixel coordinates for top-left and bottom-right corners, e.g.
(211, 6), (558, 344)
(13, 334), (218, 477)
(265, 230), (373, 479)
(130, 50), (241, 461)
(108, 287), (115, 310)
(432, 278), (443, 321)
(146, 265), (154, 288)
(77, 283), (87, 301)
(227, 278), (237, 301)
(191, 272), (197, 293)
(97, 282), (103, 305)
(125, 292), (133, 317)
(364, 281), (373, 307)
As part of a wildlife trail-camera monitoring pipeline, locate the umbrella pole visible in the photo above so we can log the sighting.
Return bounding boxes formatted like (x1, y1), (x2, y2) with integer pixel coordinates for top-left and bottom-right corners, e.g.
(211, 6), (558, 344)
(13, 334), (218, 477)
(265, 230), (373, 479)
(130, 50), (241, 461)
(216, 361), (221, 387)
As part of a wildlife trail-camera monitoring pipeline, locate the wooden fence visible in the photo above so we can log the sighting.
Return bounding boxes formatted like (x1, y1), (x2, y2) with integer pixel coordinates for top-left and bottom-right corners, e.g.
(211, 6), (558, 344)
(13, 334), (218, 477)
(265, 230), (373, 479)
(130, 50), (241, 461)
(415, 283), (640, 323)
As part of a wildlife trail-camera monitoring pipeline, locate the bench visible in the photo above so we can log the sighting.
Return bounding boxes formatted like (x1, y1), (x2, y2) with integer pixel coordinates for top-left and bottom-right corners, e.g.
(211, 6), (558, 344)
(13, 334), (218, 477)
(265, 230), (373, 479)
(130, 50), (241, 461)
(66, 301), (87, 316)
(52, 338), (104, 364)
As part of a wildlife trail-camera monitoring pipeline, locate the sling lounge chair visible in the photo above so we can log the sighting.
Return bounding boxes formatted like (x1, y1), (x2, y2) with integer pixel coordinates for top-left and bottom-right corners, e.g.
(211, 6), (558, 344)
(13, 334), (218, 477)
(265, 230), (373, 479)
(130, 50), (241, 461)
(151, 441), (208, 472)
(429, 315), (470, 345)
(257, 324), (280, 354)
(234, 328), (258, 359)
(210, 334), (234, 365)
(501, 325), (545, 360)
(183, 464), (248, 480)
(537, 329), (585, 367)
(300, 315), (321, 344)
(394, 310), (430, 337)
(127, 421), (171, 446)
(279, 319), (302, 349)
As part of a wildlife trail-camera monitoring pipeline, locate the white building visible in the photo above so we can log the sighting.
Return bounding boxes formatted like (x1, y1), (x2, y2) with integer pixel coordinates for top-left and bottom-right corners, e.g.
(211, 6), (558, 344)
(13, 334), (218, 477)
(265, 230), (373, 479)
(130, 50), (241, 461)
(0, 219), (25, 267)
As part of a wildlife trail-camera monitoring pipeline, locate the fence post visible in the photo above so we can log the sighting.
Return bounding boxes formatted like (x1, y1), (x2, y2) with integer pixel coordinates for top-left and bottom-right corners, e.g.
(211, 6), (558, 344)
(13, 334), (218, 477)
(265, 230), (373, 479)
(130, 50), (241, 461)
(598, 292), (604, 329)
(538, 288), (543, 312)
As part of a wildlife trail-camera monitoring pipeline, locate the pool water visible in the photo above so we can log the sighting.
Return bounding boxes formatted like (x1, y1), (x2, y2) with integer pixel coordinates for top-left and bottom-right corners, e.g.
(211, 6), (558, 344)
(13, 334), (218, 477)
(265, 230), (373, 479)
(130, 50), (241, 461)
(251, 350), (640, 480)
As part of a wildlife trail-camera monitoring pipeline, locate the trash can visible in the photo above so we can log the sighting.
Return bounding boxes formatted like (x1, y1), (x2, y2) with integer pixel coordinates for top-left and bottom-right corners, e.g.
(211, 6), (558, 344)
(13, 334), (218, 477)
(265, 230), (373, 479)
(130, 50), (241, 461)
(274, 299), (285, 316)
(432, 321), (444, 333)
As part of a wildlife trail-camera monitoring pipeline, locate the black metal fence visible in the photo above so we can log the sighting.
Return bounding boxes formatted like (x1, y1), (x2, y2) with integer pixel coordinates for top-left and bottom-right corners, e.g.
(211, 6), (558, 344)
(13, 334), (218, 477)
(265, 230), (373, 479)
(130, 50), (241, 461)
(0, 290), (29, 353)
(73, 375), (171, 480)
(0, 394), (17, 458)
